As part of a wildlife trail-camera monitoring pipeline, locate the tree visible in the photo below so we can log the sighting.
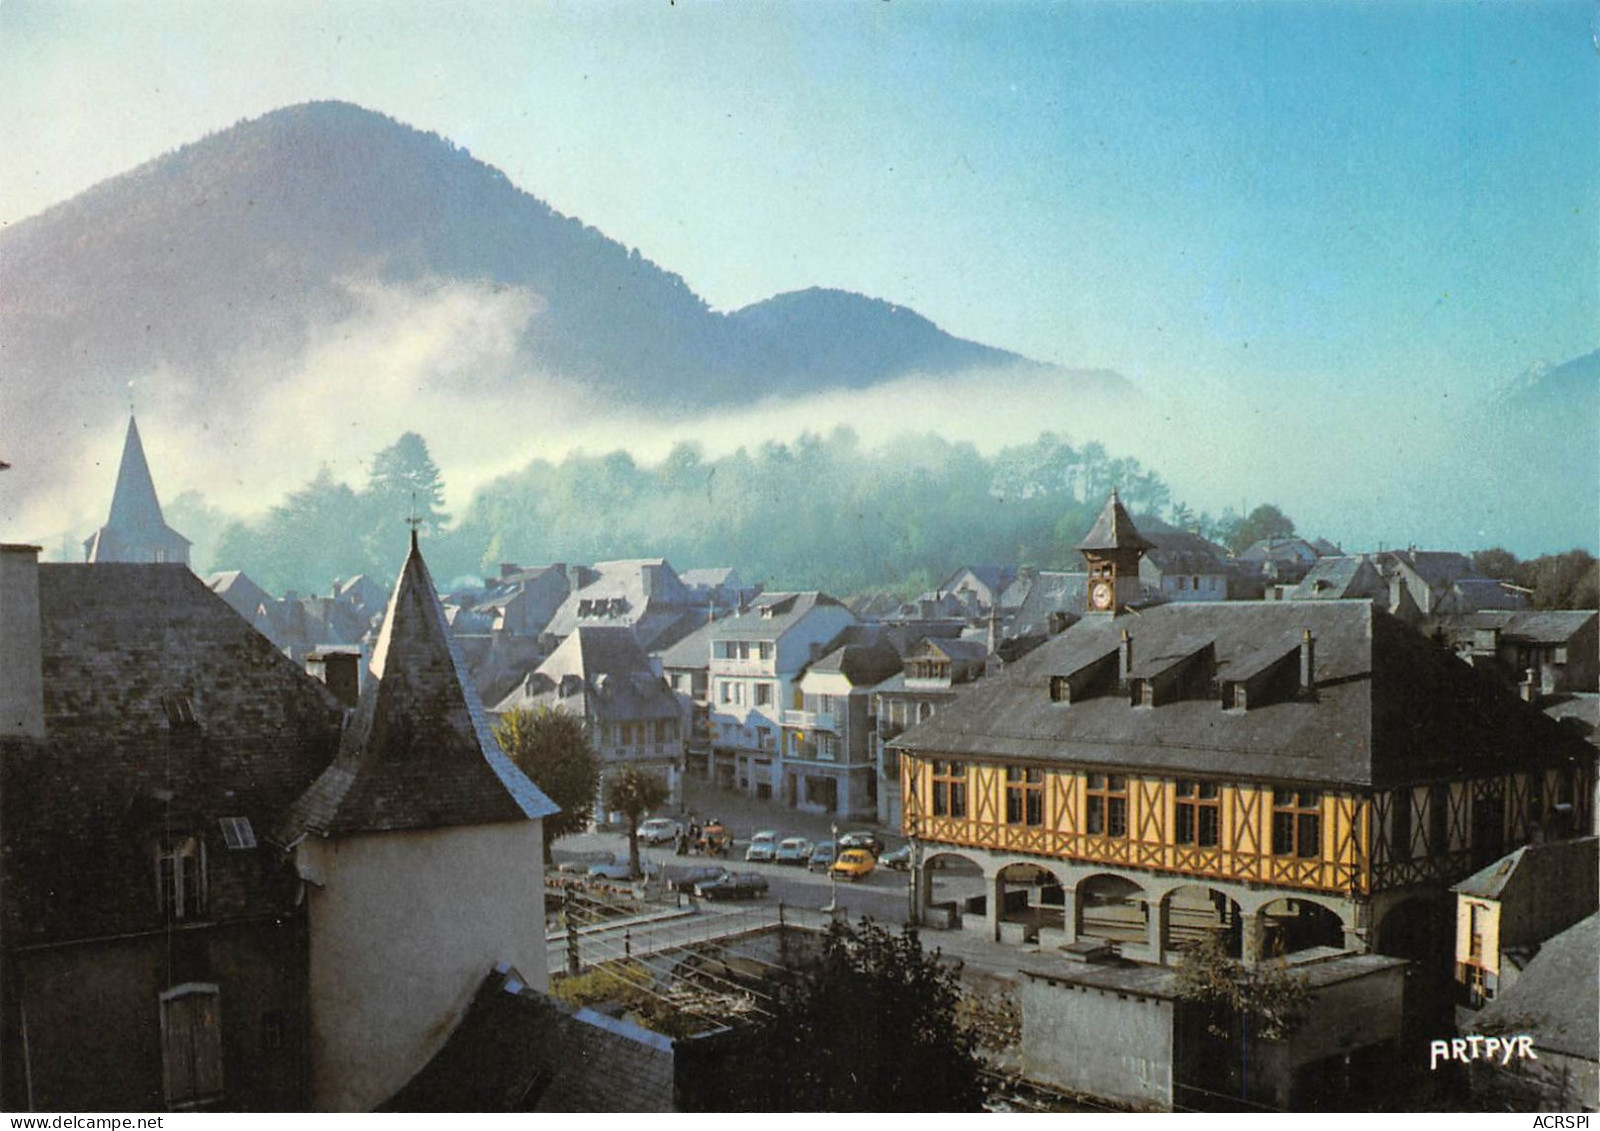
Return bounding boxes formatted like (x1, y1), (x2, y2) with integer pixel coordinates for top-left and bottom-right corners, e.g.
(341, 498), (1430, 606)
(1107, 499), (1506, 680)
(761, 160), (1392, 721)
(1174, 933), (1310, 1105)
(492, 707), (600, 863)
(1226, 504), (1296, 555)
(366, 432), (450, 533)
(1471, 547), (1522, 581)
(736, 918), (988, 1111)
(606, 766), (670, 878)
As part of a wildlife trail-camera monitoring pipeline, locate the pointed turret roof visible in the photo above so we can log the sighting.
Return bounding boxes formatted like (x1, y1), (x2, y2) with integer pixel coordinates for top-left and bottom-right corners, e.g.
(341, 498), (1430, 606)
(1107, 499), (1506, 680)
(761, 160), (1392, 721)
(1076, 491), (1155, 554)
(279, 534), (558, 840)
(83, 417), (191, 563)
(107, 417), (168, 531)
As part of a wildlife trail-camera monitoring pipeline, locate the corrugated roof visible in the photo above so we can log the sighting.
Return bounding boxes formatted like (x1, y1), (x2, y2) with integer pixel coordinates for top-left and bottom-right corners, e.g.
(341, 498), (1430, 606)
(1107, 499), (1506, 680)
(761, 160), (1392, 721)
(279, 537), (557, 840)
(893, 601), (1592, 788)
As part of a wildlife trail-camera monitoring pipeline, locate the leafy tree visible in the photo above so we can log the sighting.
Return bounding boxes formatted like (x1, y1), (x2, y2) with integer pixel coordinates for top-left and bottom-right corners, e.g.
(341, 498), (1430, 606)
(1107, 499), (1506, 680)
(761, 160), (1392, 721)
(1225, 504), (1296, 556)
(366, 431), (449, 534)
(1471, 547), (1521, 581)
(1175, 932), (1309, 1043)
(606, 766), (670, 878)
(736, 918), (988, 1111)
(1523, 549), (1599, 609)
(492, 707), (600, 863)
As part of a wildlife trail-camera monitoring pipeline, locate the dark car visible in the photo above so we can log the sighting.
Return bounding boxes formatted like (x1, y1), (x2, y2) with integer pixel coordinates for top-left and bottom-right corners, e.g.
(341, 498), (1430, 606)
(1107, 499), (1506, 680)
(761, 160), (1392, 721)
(880, 844), (912, 871)
(666, 865), (728, 893)
(837, 831), (884, 857)
(695, 872), (769, 900)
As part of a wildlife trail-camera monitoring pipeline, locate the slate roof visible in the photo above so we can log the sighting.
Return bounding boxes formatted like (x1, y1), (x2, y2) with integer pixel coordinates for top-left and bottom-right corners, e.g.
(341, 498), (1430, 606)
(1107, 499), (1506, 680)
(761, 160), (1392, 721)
(542, 559), (694, 648)
(1143, 531), (1231, 575)
(940, 565), (1019, 601)
(892, 601), (1595, 789)
(83, 417), (191, 563)
(656, 618), (717, 671)
(1009, 571), (1088, 638)
(1452, 836), (1599, 901)
(1237, 537), (1322, 565)
(382, 965), (679, 1112)
(491, 626), (679, 722)
(707, 591), (848, 642)
(1, 563), (345, 946)
(1286, 556), (1388, 601)
(1470, 912), (1600, 1061)
(278, 536), (557, 841)
(802, 626), (904, 687)
(1076, 493), (1155, 554)
(205, 569), (273, 619)
(1435, 610), (1598, 648)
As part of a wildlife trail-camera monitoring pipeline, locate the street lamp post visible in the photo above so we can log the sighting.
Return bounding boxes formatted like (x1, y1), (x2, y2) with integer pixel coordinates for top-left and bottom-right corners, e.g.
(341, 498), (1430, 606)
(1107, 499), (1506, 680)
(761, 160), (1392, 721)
(823, 821), (839, 914)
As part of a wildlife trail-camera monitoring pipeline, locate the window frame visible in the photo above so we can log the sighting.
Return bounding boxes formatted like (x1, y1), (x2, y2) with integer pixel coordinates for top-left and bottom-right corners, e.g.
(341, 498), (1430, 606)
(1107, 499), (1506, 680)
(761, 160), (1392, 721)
(1086, 773), (1128, 838)
(1005, 766), (1045, 827)
(1271, 789), (1322, 858)
(1174, 780), (1221, 847)
(931, 760), (968, 819)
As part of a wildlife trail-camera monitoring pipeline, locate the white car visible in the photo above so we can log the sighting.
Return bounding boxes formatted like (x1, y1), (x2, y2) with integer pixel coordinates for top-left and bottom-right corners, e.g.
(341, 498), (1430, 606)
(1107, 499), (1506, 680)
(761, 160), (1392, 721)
(745, 829), (781, 862)
(637, 817), (681, 846)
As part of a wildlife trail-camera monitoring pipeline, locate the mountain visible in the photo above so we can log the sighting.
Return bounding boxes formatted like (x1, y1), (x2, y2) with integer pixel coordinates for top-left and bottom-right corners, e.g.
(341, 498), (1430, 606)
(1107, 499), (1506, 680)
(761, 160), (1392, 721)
(1, 101), (1131, 527)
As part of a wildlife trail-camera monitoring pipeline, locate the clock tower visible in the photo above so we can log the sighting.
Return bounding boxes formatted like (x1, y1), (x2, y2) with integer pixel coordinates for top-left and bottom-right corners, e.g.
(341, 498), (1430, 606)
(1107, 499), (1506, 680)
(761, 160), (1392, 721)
(1076, 490), (1153, 614)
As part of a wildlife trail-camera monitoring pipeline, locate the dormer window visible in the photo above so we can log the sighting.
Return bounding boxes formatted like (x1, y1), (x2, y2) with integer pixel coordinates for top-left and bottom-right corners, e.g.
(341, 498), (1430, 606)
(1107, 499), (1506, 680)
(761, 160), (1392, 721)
(217, 817), (256, 850)
(156, 834), (207, 920)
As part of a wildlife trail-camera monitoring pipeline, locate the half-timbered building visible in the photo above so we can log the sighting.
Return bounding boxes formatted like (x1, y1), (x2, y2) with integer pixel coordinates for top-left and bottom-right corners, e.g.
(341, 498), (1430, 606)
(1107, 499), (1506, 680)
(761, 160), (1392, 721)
(892, 496), (1595, 974)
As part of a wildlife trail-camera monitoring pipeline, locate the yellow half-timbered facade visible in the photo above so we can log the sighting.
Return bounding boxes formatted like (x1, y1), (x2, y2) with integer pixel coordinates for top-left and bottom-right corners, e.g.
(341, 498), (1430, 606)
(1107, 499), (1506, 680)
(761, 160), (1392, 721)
(890, 495), (1597, 967)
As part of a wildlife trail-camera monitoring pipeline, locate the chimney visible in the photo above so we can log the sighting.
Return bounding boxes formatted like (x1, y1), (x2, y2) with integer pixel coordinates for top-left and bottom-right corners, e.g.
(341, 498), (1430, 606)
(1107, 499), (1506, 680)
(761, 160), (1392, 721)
(306, 649), (360, 708)
(1519, 667), (1539, 704)
(0, 545), (45, 740)
(1300, 629), (1316, 691)
(1119, 629), (1133, 682)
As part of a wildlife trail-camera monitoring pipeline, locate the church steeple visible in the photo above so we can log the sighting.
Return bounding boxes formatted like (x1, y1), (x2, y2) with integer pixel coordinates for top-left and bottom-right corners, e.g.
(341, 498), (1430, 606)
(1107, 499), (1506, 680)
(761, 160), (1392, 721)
(1076, 490), (1152, 614)
(83, 416), (191, 565)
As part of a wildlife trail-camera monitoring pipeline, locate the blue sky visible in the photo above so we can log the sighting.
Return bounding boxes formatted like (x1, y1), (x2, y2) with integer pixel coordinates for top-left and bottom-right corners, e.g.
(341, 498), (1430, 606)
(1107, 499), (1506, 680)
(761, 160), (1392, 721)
(3, 0), (1596, 550)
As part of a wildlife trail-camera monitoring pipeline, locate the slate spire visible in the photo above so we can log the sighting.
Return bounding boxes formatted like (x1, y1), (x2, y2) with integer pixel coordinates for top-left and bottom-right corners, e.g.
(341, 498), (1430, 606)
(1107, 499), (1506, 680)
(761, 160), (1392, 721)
(1075, 489), (1155, 554)
(279, 536), (557, 840)
(83, 416), (191, 564)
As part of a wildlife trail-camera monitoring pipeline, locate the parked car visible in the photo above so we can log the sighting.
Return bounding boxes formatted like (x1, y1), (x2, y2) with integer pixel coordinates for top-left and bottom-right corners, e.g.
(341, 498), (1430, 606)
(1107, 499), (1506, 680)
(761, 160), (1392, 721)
(666, 865), (728, 893)
(637, 817), (681, 846)
(808, 841), (836, 873)
(880, 844), (912, 871)
(696, 872), (769, 900)
(832, 848), (877, 881)
(775, 836), (814, 865)
(745, 830), (781, 862)
(837, 831), (884, 857)
(588, 862), (636, 881)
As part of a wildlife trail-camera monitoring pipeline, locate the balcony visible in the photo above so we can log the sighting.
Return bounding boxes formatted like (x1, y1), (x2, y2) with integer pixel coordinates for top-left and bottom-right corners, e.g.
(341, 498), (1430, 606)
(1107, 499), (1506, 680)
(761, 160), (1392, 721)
(783, 709), (836, 732)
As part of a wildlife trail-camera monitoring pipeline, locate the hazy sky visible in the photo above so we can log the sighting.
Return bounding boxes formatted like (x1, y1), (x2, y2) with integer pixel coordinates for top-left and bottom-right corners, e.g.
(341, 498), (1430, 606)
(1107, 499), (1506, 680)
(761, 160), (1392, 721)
(3, 1), (1596, 554)
(4, 0), (1594, 393)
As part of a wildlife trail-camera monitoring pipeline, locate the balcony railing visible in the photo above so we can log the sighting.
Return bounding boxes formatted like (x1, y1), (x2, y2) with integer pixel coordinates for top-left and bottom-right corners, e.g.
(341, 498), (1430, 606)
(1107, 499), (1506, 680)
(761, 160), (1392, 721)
(783, 709), (836, 731)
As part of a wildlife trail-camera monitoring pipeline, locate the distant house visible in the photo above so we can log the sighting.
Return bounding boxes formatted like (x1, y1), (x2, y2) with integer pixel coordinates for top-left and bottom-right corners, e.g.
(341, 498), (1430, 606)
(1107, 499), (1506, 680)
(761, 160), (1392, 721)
(205, 569), (273, 620)
(1138, 530), (1232, 603)
(938, 565), (1018, 613)
(705, 592), (857, 798)
(872, 636), (991, 827)
(1450, 836), (1598, 1007)
(1466, 912), (1599, 1111)
(1285, 555), (1389, 603)
(779, 626), (902, 819)
(82, 416), (191, 566)
(332, 574), (389, 618)
(542, 559), (701, 652)
(475, 563), (573, 638)
(1431, 610), (1598, 699)
(1006, 570), (1087, 640)
(656, 619), (717, 779)
(492, 625), (686, 810)
(1376, 549), (1528, 618)
(1234, 536), (1323, 594)
(679, 567), (761, 612)
(253, 591), (372, 665)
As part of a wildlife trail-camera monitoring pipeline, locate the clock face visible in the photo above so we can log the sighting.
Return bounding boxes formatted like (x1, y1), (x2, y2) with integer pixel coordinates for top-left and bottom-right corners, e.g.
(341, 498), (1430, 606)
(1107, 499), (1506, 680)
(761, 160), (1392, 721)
(1090, 580), (1114, 610)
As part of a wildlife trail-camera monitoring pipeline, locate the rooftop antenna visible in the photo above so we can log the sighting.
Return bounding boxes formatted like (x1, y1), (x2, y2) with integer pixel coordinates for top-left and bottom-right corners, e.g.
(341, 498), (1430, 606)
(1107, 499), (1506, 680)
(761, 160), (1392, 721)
(128, 379), (136, 418)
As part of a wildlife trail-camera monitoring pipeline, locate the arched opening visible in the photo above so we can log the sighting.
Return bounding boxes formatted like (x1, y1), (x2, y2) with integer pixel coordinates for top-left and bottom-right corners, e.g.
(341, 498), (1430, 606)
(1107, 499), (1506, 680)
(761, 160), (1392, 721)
(994, 862), (1068, 943)
(1162, 884), (1244, 959)
(1257, 896), (1347, 958)
(1076, 873), (1148, 946)
(918, 849), (984, 929)
(1376, 893), (1456, 1040)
